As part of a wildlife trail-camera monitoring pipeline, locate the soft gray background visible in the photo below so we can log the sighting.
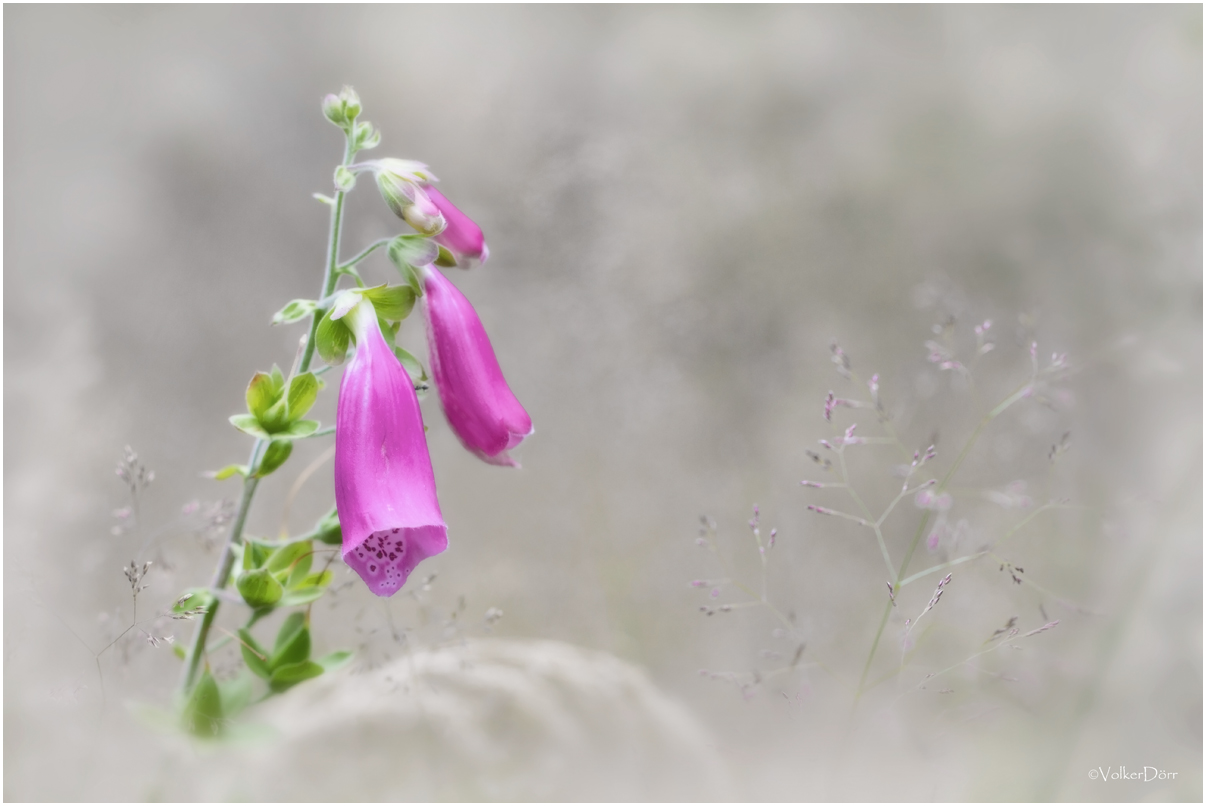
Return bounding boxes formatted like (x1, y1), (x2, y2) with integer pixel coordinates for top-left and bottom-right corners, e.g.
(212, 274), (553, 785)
(5, 5), (1201, 801)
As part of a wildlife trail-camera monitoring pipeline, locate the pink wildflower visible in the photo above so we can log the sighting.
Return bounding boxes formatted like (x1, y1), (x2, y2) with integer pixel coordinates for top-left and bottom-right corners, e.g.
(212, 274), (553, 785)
(422, 266), (532, 466)
(335, 299), (447, 596)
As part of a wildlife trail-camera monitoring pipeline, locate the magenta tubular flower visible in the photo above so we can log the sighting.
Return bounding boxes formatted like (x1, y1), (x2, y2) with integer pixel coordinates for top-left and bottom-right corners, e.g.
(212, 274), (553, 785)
(335, 300), (447, 596)
(422, 266), (532, 466)
(425, 186), (490, 264)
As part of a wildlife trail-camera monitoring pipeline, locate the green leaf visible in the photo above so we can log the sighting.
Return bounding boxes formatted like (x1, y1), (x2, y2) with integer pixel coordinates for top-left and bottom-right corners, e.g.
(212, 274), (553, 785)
(182, 670), (223, 739)
(287, 554), (316, 588)
(297, 569), (333, 589)
(328, 289), (363, 321)
(245, 372), (277, 420)
(253, 440), (293, 478)
(269, 365), (286, 395)
(434, 244), (458, 268)
(266, 540), (311, 579)
(271, 613), (310, 668)
(271, 299), (318, 326)
(278, 419), (320, 439)
(236, 568), (283, 609)
(208, 464), (249, 481)
(268, 660), (324, 693)
(376, 316), (399, 351)
(286, 372), (320, 422)
(279, 587), (326, 607)
(230, 414), (271, 440)
(318, 650), (353, 673)
(316, 308), (353, 366)
(219, 672), (254, 718)
(394, 346), (428, 383)
(260, 396), (289, 433)
(279, 569), (332, 606)
(238, 629), (271, 680)
(242, 539), (273, 571)
(362, 284), (416, 322)
(314, 508), (342, 546)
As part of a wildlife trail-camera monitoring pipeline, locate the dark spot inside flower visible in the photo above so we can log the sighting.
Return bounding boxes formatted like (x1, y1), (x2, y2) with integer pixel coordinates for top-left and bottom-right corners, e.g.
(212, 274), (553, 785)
(392, 528), (399, 533)
(370, 564), (377, 572)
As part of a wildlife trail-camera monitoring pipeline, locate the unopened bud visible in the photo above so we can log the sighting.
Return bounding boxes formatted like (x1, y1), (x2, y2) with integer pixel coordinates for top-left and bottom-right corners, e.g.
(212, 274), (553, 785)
(354, 121), (381, 151)
(339, 86), (361, 122)
(334, 165), (356, 193)
(322, 93), (346, 127)
(402, 201), (446, 236)
(376, 171), (445, 235)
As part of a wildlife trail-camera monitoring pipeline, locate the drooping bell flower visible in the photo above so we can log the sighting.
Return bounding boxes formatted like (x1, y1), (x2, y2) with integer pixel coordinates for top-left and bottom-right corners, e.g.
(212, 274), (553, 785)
(425, 186), (490, 265)
(335, 298), (447, 596)
(422, 266), (532, 466)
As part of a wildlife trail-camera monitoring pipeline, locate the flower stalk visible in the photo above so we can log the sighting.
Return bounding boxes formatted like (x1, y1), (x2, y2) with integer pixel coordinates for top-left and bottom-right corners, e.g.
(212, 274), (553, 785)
(178, 120), (358, 697)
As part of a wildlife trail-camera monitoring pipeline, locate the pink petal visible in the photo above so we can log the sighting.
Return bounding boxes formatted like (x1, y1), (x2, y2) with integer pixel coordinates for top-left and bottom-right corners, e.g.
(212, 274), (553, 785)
(426, 186), (488, 264)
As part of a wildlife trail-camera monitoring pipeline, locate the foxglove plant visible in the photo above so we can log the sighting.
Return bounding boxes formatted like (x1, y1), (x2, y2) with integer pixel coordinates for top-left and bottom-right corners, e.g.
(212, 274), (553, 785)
(163, 88), (528, 737)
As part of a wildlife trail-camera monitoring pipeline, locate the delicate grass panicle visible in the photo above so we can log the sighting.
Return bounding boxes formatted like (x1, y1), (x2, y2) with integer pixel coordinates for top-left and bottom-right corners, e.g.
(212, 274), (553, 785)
(694, 311), (1076, 708)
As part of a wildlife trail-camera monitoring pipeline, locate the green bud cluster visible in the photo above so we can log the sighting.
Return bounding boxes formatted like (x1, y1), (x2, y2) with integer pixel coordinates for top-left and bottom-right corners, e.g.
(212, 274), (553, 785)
(227, 365), (323, 456)
(322, 85), (361, 130)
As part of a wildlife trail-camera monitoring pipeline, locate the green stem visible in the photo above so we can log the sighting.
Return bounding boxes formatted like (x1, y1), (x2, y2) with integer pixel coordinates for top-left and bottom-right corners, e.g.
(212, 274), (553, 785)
(299, 134), (358, 375)
(179, 439), (264, 692)
(178, 128), (355, 697)
(337, 237), (392, 272)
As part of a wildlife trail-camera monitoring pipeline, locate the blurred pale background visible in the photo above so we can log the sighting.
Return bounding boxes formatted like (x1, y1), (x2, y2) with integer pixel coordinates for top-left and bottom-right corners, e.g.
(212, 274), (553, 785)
(5, 5), (1201, 801)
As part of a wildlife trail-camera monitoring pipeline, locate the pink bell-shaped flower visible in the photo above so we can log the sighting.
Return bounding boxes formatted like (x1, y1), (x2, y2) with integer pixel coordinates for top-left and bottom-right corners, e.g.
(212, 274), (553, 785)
(335, 299), (447, 596)
(422, 266), (532, 466)
(425, 186), (490, 264)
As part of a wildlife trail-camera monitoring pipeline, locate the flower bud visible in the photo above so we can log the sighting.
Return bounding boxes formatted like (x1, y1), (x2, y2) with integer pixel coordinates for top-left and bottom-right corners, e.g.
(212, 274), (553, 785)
(322, 93), (346, 127)
(334, 166), (357, 193)
(353, 121), (381, 151)
(339, 86), (361, 122)
(425, 187), (489, 266)
(375, 170), (445, 236)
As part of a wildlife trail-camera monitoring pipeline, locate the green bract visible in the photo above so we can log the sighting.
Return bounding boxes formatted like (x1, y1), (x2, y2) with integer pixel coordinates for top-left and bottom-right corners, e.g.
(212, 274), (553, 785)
(353, 120), (380, 151)
(236, 567), (283, 609)
(388, 234), (437, 294)
(271, 298), (318, 326)
(254, 440), (293, 478)
(362, 284), (417, 321)
(334, 165), (356, 192)
(316, 285), (418, 366)
(313, 507), (342, 546)
(316, 307), (353, 366)
(182, 670), (223, 738)
(229, 366), (323, 441)
(230, 536), (335, 614)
